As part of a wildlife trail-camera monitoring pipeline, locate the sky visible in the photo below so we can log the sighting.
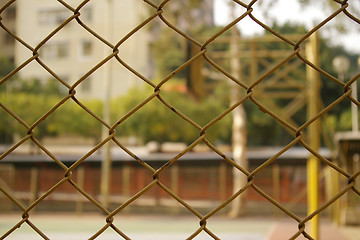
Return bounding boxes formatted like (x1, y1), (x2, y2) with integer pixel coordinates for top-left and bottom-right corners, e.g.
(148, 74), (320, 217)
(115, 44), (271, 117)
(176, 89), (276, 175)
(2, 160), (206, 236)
(214, 0), (360, 54)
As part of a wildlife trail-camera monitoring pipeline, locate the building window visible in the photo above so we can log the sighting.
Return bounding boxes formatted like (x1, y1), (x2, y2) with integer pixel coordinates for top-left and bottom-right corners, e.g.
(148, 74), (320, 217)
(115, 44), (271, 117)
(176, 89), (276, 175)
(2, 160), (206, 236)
(80, 77), (92, 92)
(40, 42), (69, 60)
(57, 44), (68, 58)
(6, 7), (16, 19)
(38, 8), (70, 25)
(81, 8), (93, 22)
(4, 34), (14, 44)
(38, 7), (92, 25)
(80, 40), (92, 57)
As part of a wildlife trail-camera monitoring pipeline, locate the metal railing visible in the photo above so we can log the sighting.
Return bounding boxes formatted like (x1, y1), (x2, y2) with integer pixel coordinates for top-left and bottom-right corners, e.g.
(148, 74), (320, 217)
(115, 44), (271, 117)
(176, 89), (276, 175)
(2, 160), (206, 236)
(0, 0), (359, 239)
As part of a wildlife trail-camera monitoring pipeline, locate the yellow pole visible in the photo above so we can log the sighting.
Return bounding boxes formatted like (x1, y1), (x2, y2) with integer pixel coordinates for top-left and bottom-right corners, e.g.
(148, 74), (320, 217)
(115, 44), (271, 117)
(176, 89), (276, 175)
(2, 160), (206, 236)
(307, 156), (319, 238)
(306, 31), (320, 239)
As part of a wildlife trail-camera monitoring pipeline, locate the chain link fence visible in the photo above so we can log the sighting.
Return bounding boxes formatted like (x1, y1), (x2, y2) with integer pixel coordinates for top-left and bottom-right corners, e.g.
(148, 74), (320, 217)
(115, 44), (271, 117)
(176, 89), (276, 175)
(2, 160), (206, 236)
(0, 0), (360, 239)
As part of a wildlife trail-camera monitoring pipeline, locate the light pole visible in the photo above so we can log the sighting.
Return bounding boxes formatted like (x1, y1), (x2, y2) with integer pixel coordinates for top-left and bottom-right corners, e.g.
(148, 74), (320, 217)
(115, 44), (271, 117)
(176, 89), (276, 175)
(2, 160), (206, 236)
(332, 55), (350, 82)
(228, 1), (248, 218)
(100, 0), (113, 210)
(332, 55), (358, 133)
(332, 55), (359, 225)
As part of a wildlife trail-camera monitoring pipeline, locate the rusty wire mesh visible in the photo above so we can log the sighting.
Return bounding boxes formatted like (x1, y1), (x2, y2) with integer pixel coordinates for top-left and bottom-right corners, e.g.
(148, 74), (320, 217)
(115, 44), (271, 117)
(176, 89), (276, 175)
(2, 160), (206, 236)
(0, 0), (360, 239)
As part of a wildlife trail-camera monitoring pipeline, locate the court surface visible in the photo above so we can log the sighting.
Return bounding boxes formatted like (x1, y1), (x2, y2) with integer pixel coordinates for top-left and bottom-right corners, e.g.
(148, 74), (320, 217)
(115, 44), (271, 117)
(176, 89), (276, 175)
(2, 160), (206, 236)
(0, 213), (358, 240)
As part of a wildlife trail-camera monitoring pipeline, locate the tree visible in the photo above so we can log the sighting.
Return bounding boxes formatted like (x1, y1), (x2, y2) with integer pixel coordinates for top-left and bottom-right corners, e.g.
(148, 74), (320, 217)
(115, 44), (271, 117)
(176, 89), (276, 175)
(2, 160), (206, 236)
(0, 54), (14, 79)
(0, 54), (16, 143)
(148, 0), (215, 92)
(239, 21), (359, 146)
(111, 87), (231, 145)
(0, 78), (103, 144)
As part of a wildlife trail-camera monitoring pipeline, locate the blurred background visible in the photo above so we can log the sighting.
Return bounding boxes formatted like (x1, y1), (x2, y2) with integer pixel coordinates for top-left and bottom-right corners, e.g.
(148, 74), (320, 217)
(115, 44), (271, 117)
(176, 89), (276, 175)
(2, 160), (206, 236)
(0, 0), (359, 239)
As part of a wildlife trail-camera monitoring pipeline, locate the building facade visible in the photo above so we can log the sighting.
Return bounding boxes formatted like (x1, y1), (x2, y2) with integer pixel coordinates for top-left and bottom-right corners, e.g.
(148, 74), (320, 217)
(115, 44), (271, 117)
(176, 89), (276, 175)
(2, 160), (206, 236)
(0, 0), (16, 63)
(14, 0), (151, 99)
(2, 0), (215, 100)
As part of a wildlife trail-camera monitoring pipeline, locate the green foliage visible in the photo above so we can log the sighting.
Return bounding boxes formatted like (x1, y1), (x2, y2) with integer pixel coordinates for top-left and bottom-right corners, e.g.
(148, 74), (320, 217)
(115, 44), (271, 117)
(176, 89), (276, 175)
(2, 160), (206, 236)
(0, 77), (103, 144)
(148, 20), (359, 147)
(0, 92), (103, 143)
(111, 87), (232, 145)
(248, 21), (358, 146)
(324, 108), (358, 135)
(5, 78), (63, 96)
(0, 54), (14, 78)
(267, 22), (308, 35)
(0, 107), (13, 144)
(48, 100), (103, 140)
(0, 93), (56, 142)
(1, 19), (357, 147)
(0, 81), (232, 145)
(150, 28), (187, 79)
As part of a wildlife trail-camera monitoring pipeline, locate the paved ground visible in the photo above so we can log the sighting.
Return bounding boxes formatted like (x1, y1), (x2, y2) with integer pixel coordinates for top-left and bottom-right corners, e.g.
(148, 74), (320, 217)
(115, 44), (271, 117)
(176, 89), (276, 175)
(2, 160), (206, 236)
(265, 220), (352, 240)
(0, 213), (359, 239)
